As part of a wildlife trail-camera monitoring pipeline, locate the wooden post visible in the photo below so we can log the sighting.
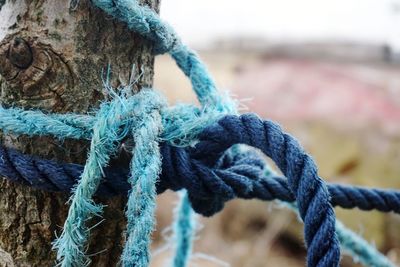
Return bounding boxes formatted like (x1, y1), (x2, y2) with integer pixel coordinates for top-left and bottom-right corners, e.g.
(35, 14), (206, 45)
(0, 0), (159, 265)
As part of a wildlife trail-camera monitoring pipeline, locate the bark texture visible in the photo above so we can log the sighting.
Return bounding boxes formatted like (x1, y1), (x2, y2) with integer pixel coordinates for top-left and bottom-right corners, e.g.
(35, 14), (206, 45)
(0, 0), (159, 266)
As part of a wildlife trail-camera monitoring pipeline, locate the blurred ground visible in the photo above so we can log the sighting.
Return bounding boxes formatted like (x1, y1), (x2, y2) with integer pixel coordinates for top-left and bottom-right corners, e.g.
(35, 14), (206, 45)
(150, 48), (400, 267)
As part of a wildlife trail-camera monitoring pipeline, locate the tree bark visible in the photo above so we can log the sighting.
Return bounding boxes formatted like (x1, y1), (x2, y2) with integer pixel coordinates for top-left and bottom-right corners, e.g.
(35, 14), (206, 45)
(0, 0), (159, 266)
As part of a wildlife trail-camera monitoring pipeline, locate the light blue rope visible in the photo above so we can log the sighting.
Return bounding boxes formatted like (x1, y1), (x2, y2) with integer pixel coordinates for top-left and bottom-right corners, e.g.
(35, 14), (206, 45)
(0, 104), (224, 146)
(92, 0), (236, 114)
(52, 88), (165, 266)
(92, 2), (236, 266)
(171, 192), (196, 267)
(0, 1), (394, 266)
(91, 2), (396, 267)
(122, 90), (164, 266)
(336, 220), (395, 267)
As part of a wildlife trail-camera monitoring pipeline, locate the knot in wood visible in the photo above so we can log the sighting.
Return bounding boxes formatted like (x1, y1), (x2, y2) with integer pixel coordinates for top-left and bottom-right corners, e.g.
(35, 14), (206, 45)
(8, 37), (33, 69)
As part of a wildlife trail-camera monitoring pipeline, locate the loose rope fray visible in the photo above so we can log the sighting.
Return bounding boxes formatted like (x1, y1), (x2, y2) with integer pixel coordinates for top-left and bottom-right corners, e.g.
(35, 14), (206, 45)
(0, 0), (398, 266)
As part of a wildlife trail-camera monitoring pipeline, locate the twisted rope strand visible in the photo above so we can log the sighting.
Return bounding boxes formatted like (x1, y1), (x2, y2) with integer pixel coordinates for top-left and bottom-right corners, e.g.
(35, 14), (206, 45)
(53, 96), (132, 266)
(51, 89), (164, 266)
(190, 114), (340, 267)
(171, 192), (196, 267)
(2, 135), (400, 215)
(92, 0), (236, 113)
(122, 93), (164, 266)
(285, 203), (396, 267)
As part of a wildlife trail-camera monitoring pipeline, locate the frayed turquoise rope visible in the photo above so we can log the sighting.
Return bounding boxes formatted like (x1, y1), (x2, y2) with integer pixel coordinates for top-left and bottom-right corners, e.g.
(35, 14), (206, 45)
(90, 2), (397, 267)
(171, 192), (196, 267)
(89, 3), (237, 265)
(122, 91), (164, 266)
(92, 0), (237, 114)
(336, 220), (395, 267)
(0, 104), (224, 146)
(52, 88), (165, 267)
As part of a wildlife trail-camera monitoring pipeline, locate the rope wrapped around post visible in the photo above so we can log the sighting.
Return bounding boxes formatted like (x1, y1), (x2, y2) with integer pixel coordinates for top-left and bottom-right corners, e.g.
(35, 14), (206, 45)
(0, 0), (397, 266)
(1, 138), (400, 215)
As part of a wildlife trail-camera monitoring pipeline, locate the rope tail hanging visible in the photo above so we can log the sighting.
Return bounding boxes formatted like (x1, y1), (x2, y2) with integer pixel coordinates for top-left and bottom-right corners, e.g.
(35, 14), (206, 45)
(0, 1), (398, 267)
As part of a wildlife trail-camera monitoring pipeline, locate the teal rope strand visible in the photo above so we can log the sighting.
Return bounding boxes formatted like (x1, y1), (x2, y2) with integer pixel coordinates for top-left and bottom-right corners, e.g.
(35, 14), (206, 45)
(336, 221), (395, 267)
(122, 91), (164, 266)
(0, 104), (224, 146)
(172, 192), (196, 267)
(66, 3), (236, 264)
(52, 88), (165, 266)
(92, 0), (236, 114)
(53, 90), (137, 266)
(0, 106), (93, 140)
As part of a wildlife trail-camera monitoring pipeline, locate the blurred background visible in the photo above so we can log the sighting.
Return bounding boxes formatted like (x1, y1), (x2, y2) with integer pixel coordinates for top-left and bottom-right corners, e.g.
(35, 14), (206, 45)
(151, 1), (400, 266)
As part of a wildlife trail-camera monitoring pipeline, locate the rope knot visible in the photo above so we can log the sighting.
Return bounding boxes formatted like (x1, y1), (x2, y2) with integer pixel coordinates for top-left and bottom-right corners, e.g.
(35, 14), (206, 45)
(54, 87), (166, 266)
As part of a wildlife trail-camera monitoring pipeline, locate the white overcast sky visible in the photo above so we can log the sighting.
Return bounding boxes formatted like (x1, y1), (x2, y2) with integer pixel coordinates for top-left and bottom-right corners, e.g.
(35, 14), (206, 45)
(160, 0), (399, 47)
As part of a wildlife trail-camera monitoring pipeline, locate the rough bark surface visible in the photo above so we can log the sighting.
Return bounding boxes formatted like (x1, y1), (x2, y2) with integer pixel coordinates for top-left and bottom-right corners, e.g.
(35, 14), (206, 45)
(0, 0), (159, 266)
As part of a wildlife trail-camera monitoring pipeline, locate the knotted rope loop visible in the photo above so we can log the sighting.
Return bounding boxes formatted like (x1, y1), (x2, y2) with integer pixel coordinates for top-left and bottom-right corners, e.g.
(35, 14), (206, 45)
(191, 114), (340, 267)
(52, 88), (165, 267)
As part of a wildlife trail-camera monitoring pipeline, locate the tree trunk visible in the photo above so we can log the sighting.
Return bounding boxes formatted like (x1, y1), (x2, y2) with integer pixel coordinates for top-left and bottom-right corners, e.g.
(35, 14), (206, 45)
(0, 0), (159, 266)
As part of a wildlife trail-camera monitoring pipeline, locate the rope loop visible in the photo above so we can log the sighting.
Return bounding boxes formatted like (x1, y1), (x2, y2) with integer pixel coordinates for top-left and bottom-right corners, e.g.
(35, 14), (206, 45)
(52, 88), (165, 266)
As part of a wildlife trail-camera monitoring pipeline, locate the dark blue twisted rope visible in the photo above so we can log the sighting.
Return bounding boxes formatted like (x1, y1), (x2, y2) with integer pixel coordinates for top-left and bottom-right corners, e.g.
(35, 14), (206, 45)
(1, 143), (399, 215)
(191, 114), (341, 267)
(3, 113), (400, 266)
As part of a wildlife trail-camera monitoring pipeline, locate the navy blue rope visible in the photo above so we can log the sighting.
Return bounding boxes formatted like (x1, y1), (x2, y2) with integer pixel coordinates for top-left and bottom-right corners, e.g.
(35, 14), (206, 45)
(2, 143), (400, 215)
(4, 113), (400, 265)
(2, 116), (399, 217)
(191, 114), (340, 266)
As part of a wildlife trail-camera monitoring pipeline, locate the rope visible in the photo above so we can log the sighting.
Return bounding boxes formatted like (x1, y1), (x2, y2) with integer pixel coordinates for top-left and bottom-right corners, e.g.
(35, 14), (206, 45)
(193, 114), (341, 266)
(92, 0), (236, 113)
(1, 102), (398, 266)
(51, 88), (165, 266)
(122, 91), (163, 266)
(2, 142), (400, 215)
(285, 203), (396, 267)
(171, 192), (196, 267)
(0, 0), (397, 266)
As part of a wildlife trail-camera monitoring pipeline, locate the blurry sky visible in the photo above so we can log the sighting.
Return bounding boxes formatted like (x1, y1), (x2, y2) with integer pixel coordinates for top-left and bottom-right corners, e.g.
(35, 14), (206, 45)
(160, 0), (399, 47)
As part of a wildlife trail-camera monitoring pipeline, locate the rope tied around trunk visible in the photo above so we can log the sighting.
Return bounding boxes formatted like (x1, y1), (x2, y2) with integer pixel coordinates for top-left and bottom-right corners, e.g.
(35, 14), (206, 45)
(0, 0), (397, 266)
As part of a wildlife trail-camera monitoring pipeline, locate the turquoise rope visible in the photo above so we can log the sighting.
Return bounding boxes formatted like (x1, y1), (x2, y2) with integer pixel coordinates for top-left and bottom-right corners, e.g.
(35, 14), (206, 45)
(91, 2), (396, 267)
(172, 192), (196, 267)
(0, 104), (224, 146)
(52, 88), (165, 266)
(336, 221), (395, 267)
(122, 91), (164, 266)
(92, 2), (237, 266)
(1, 1), (393, 266)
